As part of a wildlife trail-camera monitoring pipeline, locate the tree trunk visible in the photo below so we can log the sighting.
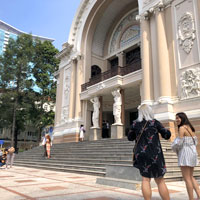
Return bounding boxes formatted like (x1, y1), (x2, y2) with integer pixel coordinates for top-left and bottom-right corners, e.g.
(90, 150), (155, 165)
(11, 100), (17, 147)
(14, 129), (18, 153)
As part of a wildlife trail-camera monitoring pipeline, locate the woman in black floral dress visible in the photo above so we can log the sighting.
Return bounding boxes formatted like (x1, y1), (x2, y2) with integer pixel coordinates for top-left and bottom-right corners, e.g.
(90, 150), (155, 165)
(128, 104), (171, 200)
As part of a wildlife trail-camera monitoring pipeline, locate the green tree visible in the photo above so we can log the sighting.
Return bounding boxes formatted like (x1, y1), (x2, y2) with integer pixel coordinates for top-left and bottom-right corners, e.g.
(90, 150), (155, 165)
(0, 34), (34, 147)
(0, 34), (59, 148)
(32, 40), (59, 138)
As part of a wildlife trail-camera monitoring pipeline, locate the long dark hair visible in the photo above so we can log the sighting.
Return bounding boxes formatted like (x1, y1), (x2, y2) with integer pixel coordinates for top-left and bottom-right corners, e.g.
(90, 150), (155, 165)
(176, 112), (195, 132)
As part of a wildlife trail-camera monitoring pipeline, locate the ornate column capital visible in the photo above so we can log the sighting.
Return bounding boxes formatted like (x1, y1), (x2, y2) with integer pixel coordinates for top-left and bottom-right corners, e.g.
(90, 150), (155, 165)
(116, 51), (125, 57)
(71, 57), (78, 63)
(136, 12), (150, 21)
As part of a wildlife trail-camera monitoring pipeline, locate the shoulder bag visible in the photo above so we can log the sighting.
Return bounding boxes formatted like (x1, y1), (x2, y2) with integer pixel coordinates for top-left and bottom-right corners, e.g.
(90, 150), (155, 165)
(184, 126), (195, 145)
(132, 121), (148, 163)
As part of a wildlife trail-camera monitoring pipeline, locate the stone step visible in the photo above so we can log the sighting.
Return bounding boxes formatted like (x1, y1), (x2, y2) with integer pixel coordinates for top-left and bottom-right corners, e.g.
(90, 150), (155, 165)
(22, 147), (172, 152)
(15, 138), (200, 185)
(14, 163), (105, 176)
(14, 160), (106, 172)
(14, 158), (182, 167)
(15, 158), (132, 165)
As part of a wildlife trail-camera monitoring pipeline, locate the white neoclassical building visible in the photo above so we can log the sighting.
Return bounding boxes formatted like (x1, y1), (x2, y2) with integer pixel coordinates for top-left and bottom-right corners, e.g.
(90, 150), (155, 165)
(53, 0), (200, 144)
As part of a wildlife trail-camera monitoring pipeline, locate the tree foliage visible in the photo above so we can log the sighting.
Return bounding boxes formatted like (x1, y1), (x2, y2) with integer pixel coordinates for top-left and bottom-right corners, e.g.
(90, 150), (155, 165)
(0, 34), (60, 146)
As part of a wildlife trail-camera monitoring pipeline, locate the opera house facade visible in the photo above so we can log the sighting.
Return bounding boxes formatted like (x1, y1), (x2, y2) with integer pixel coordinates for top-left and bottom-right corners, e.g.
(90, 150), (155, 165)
(53, 0), (200, 144)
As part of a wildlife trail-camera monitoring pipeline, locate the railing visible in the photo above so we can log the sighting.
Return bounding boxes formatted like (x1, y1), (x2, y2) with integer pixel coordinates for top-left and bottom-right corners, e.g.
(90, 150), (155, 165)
(81, 59), (141, 92)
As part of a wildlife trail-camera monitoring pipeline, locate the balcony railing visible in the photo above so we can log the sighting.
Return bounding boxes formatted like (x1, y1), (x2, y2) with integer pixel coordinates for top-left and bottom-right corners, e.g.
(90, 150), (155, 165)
(81, 59), (141, 92)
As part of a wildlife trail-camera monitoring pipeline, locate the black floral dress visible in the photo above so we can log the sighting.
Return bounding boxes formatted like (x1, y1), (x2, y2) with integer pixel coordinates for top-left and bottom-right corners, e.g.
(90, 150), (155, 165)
(128, 119), (171, 178)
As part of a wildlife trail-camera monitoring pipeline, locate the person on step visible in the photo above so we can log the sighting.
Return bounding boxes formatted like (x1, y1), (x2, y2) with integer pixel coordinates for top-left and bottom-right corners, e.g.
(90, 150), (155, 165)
(45, 134), (52, 159)
(128, 104), (171, 200)
(172, 112), (200, 200)
(79, 124), (85, 142)
(105, 120), (110, 138)
(42, 134), (48, 158)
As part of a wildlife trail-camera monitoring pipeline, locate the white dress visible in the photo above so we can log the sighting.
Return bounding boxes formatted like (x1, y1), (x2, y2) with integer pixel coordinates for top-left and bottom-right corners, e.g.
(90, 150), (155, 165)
(172, 136), (198, 167)
(79, 128), (84, 139)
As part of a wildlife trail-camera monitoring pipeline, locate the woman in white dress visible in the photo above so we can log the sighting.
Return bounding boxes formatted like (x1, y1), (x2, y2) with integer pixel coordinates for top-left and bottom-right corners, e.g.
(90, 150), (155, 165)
(173, 112), (200, 199)
(79, 124), (85, 142)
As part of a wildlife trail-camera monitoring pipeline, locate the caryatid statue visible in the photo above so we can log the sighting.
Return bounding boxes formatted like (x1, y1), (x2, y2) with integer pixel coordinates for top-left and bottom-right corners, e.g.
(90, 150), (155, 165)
(90, 97), (100, 128)
(112, 88), (122, 125)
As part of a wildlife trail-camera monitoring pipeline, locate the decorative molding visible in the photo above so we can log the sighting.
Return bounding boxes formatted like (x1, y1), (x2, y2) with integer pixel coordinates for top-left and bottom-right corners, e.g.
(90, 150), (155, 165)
(143, 0), (155, 8)
(71, 0), (91, 43)
(96, 83), (105, 91)
(178, 12), (196, 54)
(139, 0), (174, 18)
(180, 68), (200, 99)
(56, 42), (73, 59)
(110, 10), (139, 53)
(116, 51), (125, 57)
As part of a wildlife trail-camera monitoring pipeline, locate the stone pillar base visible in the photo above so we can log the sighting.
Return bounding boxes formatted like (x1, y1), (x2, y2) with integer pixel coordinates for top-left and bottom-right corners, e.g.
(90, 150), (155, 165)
(89, 128), (101, 141)
(111, 125), (124, 139)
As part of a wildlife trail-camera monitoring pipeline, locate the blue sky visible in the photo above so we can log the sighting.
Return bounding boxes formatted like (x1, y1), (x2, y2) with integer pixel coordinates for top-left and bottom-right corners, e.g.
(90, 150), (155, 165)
(0, 0), (81, 50)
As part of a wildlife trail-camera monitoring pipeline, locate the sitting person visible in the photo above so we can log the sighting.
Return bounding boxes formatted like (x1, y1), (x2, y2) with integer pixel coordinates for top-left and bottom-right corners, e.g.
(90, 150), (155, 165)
(0, 149), (7, 167)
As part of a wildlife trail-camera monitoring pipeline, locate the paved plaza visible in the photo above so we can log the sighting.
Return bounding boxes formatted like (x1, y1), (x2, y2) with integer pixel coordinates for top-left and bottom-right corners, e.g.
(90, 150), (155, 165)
(0, 166), (198, 200)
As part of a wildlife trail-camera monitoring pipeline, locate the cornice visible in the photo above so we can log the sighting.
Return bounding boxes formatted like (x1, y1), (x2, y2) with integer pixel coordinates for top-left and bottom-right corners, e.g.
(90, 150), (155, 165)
(138, 0), (174, 20)
(56, 42), (73, 59)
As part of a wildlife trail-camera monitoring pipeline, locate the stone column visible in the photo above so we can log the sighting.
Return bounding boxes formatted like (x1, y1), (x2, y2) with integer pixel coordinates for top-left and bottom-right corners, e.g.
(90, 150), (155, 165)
(140, 17), (154, 104)
(68, 58), (77, 119)
(99, 96), (103, 129)
(117, 52), (125, 67)
(155, 8), (172, 102)
(75, 55), (83, 120)
(54, 73), (60, 125)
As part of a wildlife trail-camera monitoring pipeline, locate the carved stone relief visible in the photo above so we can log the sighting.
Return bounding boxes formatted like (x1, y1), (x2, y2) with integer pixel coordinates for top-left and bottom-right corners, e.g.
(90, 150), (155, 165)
(180, 68), (200, 99)
(178, 12), (196, 54)
(61, 106), (69, 123)
(61, 68), (71, 123)
(110, 10), (138, 53)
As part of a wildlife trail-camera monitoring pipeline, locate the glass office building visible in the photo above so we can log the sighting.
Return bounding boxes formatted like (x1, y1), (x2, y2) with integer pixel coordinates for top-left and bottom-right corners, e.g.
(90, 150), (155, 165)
(0, 20), (54, 55)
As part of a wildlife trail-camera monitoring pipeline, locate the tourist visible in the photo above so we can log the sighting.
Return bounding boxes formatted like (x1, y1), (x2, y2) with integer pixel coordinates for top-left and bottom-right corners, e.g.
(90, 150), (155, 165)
(6, 147), (15, 169)
(106, 120), (110, 138)
(79, 124), (85, 142)
(102, 120), (107, 138)
(172, 112), (200, 199)
(0, 149), (7, 168)
(128, 104), (171, 200)
(42, 134), (47, 158)
(45, 134), (52, 159)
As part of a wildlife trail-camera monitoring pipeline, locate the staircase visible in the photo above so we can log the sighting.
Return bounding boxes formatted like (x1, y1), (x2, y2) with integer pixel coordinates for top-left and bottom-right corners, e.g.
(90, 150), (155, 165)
(14, 138), (200, 182)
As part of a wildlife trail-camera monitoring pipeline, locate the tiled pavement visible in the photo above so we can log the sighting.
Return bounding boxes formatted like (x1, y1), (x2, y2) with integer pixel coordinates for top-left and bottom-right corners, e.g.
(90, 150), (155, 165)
(0, 166), (197, 200)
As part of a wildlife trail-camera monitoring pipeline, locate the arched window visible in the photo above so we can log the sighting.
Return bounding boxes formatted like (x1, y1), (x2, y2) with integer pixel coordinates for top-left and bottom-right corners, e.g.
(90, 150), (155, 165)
(91, 65), (101, 78)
